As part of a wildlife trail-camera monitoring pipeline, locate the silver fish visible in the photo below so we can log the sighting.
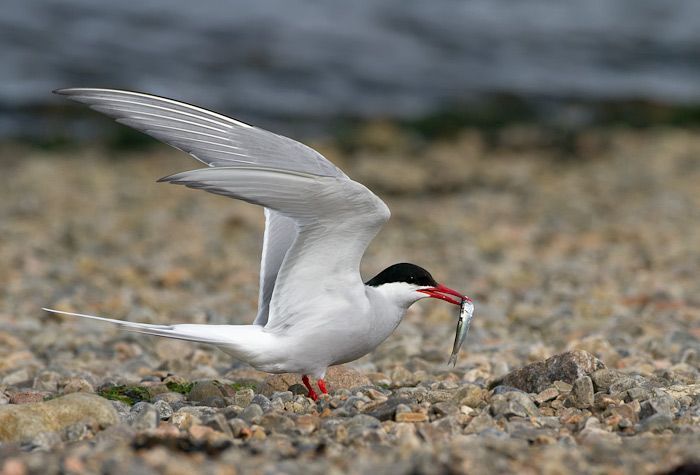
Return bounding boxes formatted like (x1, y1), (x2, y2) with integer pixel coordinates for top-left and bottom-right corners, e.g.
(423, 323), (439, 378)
(448, 298), (474, 367)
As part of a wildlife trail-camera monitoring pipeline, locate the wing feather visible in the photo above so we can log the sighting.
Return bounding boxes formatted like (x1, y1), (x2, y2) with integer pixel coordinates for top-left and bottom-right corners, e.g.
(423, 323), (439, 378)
(56, 88), (344, 177)
(56, 88), (387, 330)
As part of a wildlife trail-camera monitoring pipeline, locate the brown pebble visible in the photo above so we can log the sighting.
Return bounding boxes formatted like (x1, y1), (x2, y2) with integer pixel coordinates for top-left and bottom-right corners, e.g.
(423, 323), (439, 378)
(188, 424), (216, 440)
(395, 412), (428, 423)
(1, 458), (27, 475)
(9, 391), (48, 404)
(535, 387), (559, 404)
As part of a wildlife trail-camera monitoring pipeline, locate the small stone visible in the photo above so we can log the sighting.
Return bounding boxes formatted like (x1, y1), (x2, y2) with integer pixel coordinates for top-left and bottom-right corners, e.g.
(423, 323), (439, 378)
(61, 377), (95, 394)
(152, 392), (186, 405)
(33, 371), (60, 392)
(1, 458), (27, 475)
(590, 369), (624, 392)
(9, 391), (49, 404)
(639, 394), (677, 419)
(142, 383), (170, 398)
(153, 400), (173, 420)
(250, 425), (266, 440)
(171, 411), (200, 430)
(189, 424), (216, 440)
(623, 388), (647, 403)
(188, 381), (224, 403)
(464, 413), (497, 434)
(2, 369), (31, 386)
(295, 414), (319, 435)
(152, 422), (180, 438)
(535, 387), (559, 404)
(395, 412), (428, 423)
(365, 388), (388, 401)
(425, 389), (459, 404)
(594, 392), (622, 410)
(578, 419), (621, 444)
(234, 388), (255, 407)
(490, 391), (539, 419)
(63, 422), (92, 442)
(201, 413), (233, 438)
(346, 414), (382, 430)
(26, 430), (63, 450)
(553, 381), (573, 393)
(365, 397), (414, 421)
(567, 376), (594, 409)
(454, 384), (487, 408)
(261, 413), (295, 434)
(288, 384), (307, 396)
(490, 350), (605, 394)
(609, 377), (638, 395)
(227, 418), (248, 438)
(128, 402), (159, 431)
(0, 393), (118, 443)
(251, 394), (271, 412)
(638, 413), (673, 432)
(201, 396), (226, 408)
(241, 403), (263, 423)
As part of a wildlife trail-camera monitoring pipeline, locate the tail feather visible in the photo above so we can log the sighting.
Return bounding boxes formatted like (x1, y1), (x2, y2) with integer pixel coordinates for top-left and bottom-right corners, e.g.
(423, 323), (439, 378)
(42, 308), (230, 345)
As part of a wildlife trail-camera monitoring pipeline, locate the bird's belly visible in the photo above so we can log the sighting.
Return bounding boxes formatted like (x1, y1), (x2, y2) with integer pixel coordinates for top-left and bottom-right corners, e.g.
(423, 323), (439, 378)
(277, 315), (398, 370)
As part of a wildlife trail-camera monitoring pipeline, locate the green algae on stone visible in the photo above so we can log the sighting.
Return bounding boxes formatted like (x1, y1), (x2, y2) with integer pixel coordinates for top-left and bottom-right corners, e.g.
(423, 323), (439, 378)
(98, 385), (151, 405)
(165, 381), (194, 395)
(229, 381), (259, 392)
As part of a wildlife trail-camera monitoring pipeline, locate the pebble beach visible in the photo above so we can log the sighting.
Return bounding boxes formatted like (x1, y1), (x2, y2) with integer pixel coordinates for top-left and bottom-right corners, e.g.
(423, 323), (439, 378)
(1, 125), (699, 474)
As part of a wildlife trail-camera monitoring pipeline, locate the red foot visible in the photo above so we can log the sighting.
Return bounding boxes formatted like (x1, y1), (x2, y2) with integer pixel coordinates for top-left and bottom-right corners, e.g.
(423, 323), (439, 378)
(302, 375), (319, 401)
(317, 379), (328, 395)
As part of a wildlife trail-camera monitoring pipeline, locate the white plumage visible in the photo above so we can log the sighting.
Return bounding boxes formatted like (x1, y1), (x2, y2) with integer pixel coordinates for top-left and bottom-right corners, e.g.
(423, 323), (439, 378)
(44, 89), (466, 400)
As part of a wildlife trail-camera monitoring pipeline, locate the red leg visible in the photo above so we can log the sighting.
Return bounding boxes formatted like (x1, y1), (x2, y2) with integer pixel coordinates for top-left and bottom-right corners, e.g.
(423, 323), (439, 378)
(302, 374), (318, 401)
(317, 379), (328, 395)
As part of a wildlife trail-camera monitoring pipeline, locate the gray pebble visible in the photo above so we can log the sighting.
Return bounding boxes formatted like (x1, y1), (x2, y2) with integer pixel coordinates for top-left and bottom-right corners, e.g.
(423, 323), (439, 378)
(270, 391), (294, 403)
(568, 376), (594, 409)
(251, 394), (271, 412)
(201, 396), (227, 408)
(33, 371), (61, 392)
(590, 369), (624, 392)
(490, 391), (539, 419)
(188, 381), (224, 403)
(288, 384), (307, 396)
(639, 413), (674, 432)
(128, 402), (159, 431)
(152, 392), (186, 405)
(153, 400), (173, 420)
(346, 414), (381, 429)
(241, 403), (263, 423)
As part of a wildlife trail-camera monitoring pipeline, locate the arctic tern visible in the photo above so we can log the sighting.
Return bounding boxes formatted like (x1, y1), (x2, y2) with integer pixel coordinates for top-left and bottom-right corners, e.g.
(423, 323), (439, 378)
(43, 89), (470, 401)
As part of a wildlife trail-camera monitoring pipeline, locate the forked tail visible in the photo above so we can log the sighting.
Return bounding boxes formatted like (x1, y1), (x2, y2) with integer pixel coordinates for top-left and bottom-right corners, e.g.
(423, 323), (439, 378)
(43, 308), (241, 346)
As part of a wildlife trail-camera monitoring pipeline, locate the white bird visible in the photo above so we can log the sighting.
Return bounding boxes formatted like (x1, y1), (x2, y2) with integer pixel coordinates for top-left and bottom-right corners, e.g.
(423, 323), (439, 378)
(44, 89), (468, 401)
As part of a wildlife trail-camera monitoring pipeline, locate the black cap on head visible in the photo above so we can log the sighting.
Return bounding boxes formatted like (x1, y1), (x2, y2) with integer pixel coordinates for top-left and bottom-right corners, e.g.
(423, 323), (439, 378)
(365, 263), (438, 287)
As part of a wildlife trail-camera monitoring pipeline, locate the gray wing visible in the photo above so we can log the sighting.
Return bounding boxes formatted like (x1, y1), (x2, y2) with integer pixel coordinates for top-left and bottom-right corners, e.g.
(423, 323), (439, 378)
(56, 88), (345, 323)
(55, 88), (344, 177)
(253, 209), (297, 326)
(160, 167), (390, 332)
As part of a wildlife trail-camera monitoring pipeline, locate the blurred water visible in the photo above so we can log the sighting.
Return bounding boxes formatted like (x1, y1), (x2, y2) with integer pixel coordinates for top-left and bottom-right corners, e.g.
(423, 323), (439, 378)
(2, 0), (700, 136)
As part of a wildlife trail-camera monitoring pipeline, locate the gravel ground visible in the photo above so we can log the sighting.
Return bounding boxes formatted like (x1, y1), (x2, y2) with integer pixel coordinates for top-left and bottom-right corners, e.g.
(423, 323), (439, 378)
(1, 126), (699, 474)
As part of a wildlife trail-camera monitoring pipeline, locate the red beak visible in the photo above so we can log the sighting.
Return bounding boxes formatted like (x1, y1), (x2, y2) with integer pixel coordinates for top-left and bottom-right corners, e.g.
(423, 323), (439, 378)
(417, 284), (468, 305)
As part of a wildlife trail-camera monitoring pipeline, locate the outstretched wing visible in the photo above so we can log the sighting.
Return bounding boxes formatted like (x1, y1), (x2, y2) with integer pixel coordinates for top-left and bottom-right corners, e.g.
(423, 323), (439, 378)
(56, 89), (388, 329)
(160, 166), (390, 332)
(55, 88), (344, 177)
